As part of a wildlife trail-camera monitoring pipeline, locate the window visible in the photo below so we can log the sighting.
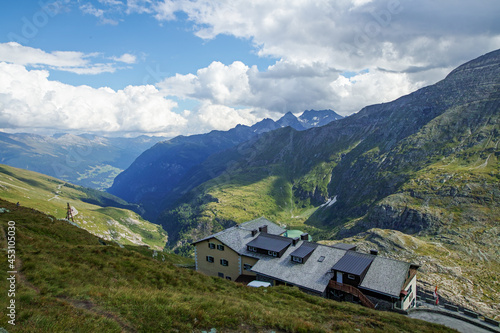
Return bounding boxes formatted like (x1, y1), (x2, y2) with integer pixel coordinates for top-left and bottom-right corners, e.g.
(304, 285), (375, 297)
(208, 242), (215, 249)
(318, 256), (325, 262)
(248, 246), (257, 252)
(292, 256), (303, 263)
(220, 259), (228, 266)
(226, 276), (232, 281)
(206, 256), (214, 263)
(243, 263), (252, 271)
(347, 274), (355, 280)
(268, 250), (278, 257)
(404, 285), (413, 302)
(217, 244), (225, 251)
(218, 272), (224, 278)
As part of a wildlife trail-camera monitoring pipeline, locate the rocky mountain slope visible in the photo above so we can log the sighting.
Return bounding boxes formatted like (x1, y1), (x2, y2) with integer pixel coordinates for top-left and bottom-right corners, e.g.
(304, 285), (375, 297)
(0, 164), (167, 249)
(154, 50), (500, 315)
(108, 109), (342, 218)
(0, 132), (167, 189)
(0, 199), (450, 332)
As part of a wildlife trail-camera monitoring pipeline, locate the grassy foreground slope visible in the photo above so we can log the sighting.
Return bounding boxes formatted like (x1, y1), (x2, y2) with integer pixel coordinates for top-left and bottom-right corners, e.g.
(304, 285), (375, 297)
(0, 199), (453, 333)
(0, 164), (167, 250)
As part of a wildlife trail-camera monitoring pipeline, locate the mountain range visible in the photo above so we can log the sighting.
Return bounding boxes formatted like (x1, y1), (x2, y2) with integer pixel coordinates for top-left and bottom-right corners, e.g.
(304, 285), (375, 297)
(140, 50), (499, 316)
(1, 49), (499, 318)
(107, 109), (342, 218)
(0, 132), (168, 190)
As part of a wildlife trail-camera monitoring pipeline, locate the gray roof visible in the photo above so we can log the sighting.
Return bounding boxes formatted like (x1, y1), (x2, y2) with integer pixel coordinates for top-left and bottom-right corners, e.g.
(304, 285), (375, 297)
(359, 256), (410, 297)
(240, 217), (286, 235)
(246, 233), (294, 253)
(192, 217), (285, 257)
(193, 217), (413, 298)
(214, 227), (258, 254)
(290, 242), (318, 259)
(331, 251), (374, 276)
(251, 242), (346, 293)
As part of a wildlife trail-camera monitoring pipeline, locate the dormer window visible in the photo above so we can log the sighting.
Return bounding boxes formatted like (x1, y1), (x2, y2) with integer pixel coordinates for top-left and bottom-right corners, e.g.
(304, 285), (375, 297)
(268, 250), (278, 257)
(291, 256), (303, 263)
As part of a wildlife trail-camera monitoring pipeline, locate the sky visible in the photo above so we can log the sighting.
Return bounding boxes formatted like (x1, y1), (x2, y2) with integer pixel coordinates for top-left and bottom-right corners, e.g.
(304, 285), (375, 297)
(0, 0), (499, 137)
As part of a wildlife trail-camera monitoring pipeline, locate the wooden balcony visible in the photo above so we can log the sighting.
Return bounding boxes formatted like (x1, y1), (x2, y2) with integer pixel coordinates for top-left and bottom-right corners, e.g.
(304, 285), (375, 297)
(328, 281), (375, 309)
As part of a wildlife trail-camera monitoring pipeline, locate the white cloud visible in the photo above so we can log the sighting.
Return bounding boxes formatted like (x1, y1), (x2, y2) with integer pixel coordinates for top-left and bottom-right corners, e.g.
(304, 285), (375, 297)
(0, 42), (90, 68)
(98, 0), (124, 6)
(187, 102), (259, 133)
(3, 1), (500, 137)
(148, 0), (500, 118)
(158, 59), (422, 116)
(0, 42), (141, 75)
(80, 2), (119, 25)
(157, 0), (500, 70)
(126, 0), (155, 14)
(0, 62), (186, 135)
(153, 0), (180, 20)
(111, 53), (137, 64)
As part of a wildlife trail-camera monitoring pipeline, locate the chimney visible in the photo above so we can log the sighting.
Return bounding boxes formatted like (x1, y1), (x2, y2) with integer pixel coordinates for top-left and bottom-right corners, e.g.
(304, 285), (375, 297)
(292, 237), (300, 246)
(258, 225), (268, 233)
(300, 233), (309, 241)
(370, 249), (378, 256)
(251, 229), (258, 236)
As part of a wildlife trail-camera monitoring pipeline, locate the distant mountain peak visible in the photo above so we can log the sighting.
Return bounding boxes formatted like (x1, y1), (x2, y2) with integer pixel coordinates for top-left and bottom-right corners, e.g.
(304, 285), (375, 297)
(276, 111), (305, 130)
(298, 109), (343, 129)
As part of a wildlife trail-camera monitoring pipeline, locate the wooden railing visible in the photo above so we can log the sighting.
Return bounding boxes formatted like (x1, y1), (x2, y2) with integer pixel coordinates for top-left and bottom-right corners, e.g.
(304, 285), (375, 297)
(328, 281), (375, 309)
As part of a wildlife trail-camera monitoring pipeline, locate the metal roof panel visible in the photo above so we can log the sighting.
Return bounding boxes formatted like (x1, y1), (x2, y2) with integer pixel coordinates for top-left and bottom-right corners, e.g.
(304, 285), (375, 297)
(331, 251), (374, 276)
(246, 233), (294, 253)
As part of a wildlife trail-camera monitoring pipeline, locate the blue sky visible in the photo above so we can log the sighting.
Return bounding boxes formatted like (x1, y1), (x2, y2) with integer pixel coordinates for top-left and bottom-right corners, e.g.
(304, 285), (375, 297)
(1, 1), (275, 88)
(1, 0), (499, 137)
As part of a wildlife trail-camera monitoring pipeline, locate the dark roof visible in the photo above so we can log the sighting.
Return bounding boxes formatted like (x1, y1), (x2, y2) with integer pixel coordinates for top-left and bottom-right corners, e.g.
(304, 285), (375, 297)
(246, 233), (293, 253)
(191, 217), (286, 252)
(290, 242), (318, 259)
(234, 275), (256, 285)
(332, 251), (374, 276)
(331, 243), (356, 251)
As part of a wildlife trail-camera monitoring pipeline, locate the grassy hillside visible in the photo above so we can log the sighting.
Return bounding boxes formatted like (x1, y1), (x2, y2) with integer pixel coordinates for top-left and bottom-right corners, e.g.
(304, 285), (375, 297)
(0, 165), (167, 250)
(0, 199), (453, 332)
